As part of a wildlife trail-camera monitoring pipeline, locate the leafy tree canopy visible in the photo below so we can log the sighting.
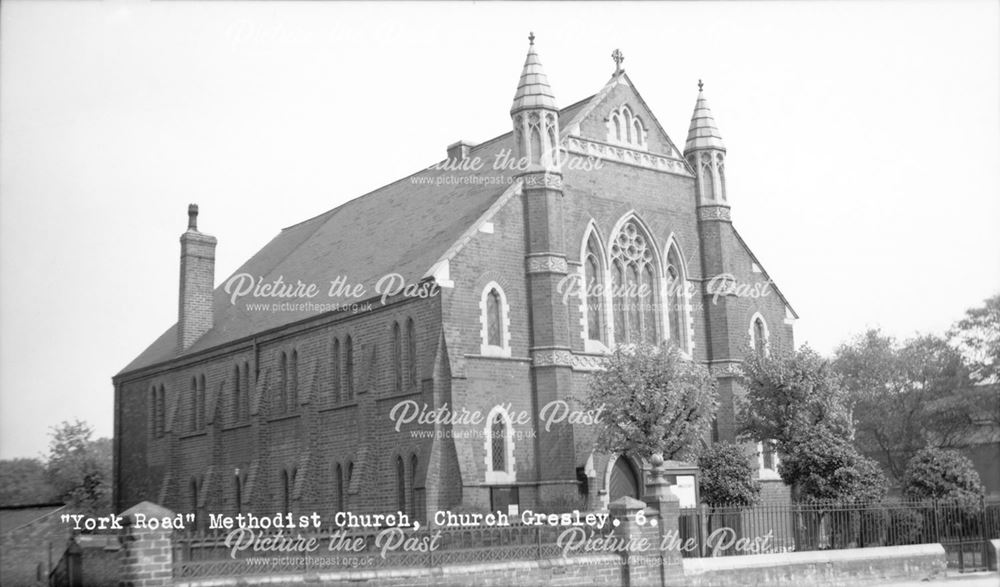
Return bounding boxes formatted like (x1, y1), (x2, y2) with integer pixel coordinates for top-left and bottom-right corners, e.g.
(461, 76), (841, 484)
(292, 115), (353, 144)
(902, 447), (984, 503)
(585, 343), (717, 462)
(697, 442), (761, 507)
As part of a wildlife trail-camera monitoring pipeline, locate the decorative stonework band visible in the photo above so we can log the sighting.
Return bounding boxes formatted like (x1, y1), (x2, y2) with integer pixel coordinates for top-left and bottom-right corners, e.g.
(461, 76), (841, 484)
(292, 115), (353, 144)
(709, 362), (744, 378)
(697, 206), (732, 222)
(531, 349), (574, 367)
(521, 172), (563, 190)
(526, 254), (569, 274)
(571, 354), (607, 372)
(563, 136), (692, 177)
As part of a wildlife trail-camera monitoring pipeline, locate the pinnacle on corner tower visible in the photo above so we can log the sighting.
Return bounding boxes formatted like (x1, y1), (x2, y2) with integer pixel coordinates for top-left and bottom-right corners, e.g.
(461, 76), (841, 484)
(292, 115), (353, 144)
(511, 32), (560, 173)
(685, 80), (728, 207)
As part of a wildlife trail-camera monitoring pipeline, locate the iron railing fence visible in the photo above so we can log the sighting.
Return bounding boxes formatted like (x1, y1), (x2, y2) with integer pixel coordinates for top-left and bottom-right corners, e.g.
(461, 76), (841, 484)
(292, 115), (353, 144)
(678, 497), (1000, 572)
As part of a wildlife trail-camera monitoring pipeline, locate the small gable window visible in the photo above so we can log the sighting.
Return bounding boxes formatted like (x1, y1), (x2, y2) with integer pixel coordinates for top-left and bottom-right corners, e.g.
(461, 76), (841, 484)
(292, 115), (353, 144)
(607, 104), (646, 149)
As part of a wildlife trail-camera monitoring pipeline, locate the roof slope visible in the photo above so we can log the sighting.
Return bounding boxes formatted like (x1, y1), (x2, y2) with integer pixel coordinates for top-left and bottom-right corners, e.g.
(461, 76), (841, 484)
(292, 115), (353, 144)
(120, 106), (588, 376)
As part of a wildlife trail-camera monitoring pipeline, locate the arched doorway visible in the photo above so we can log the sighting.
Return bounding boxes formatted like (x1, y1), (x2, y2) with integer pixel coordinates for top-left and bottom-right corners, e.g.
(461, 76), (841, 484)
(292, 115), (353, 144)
(609, 456), (640, 502)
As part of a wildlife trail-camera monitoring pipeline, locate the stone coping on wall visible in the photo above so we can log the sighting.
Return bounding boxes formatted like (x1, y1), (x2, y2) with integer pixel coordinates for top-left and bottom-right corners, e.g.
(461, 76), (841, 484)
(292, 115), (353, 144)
(174, 553), (624, 587)
(682, 543), (947, 586)
(683, 543), (945, 573)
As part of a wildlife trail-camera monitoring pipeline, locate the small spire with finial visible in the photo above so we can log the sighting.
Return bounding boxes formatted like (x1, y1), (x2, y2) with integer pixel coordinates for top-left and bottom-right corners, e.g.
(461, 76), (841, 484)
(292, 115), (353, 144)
(612, 48), (624, 76)
(698, 79), (704, 92)
(528, 31), (535, 45)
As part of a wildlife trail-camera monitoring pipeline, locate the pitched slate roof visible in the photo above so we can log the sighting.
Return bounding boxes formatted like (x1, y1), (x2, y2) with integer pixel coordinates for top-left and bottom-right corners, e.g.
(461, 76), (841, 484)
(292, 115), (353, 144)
(119, 105), (591, 376)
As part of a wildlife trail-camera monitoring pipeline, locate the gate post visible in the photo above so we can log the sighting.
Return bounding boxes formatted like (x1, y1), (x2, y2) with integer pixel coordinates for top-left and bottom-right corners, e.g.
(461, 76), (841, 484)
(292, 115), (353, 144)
(119, 501), (175, 586)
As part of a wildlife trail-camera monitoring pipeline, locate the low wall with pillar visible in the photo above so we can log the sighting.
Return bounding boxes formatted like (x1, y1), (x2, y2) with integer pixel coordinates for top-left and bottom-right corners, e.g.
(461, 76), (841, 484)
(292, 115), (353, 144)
(119, 501), (175, 587)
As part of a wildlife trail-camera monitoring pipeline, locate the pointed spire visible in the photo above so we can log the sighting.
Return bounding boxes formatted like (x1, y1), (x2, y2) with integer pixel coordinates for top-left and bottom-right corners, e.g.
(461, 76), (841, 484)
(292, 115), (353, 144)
(685, 79), (725, 153)
(510, 32), (557, 115)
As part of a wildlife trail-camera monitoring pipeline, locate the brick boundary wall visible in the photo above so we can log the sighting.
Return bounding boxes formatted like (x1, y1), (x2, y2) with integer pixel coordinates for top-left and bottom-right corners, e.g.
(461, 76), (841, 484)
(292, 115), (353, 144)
(682, 543), (948, 587)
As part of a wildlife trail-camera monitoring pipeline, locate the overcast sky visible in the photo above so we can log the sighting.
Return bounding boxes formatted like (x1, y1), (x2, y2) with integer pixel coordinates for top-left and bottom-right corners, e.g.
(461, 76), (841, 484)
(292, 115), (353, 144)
(1, 0), (998, 460)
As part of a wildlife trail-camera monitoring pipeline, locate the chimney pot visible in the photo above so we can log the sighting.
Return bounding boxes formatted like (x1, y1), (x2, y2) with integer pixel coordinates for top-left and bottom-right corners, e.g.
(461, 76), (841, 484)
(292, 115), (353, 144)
(188, 203), (199, 231)
(446, 140), (475, 161)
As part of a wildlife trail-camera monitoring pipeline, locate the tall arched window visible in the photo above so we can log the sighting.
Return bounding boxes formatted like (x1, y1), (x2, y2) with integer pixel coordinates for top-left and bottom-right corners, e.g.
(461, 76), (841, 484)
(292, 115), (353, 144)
(331, 338), (341, 401)
(345, 337), (354, 399)
(480, 283), (510, 357)
(198, 374), (205, 430)
(753, 317), (767, 356)
(584, 235), (606, 345)
(157, 385), (165, 436)
(491, 414), (506, 472)
(392, 322), (402, 393)
(486, 290), (501, 346)
(281, 469), (290, 512)
(278, 352), (287, 414)
(190, 377), (198, 431)
(233, 365), (241, 423)
(666, 245), (688, 352)
(529, 115), (542, 165)
(610, 220), (659, 344)
(289, 349), (298, 411)
(718, 159), (727, 201)
(396, 456), (406, 512)
(406, 319), (417, 390)
(335, 463), (344, 512)
(190, 477), (199, 513)
(241, 362), (250, 421)
(234, 471), (244, 514)
(409, 454), (418, 518)
(613, 114), (622, 141)
(702, 162), (715, 199)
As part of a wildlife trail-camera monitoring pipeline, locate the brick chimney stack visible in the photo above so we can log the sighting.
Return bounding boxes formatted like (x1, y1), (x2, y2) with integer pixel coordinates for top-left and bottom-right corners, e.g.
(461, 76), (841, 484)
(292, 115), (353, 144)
(178, 204), (216, 352)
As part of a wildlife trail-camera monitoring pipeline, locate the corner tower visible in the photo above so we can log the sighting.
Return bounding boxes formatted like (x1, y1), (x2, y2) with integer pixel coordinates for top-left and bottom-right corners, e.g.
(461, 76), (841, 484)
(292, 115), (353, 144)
(511, 33), (576, 502)
(688, 81), (739, 441)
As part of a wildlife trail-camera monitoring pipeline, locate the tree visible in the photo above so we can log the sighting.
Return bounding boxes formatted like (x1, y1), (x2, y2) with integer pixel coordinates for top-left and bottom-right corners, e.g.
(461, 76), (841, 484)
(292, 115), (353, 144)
(585, 343), (717, 462)
(0, 458), (57, 506)
(902, 448), (984, 504)
(45, 420), (112, 512)
(697, 442), (760, 507)
(778, 427), (888, 503)
(949, 293), (1000, 385)
(740, 345), (889, 502)
(739, 345), (852, 455)
(834, 330), (977, 481)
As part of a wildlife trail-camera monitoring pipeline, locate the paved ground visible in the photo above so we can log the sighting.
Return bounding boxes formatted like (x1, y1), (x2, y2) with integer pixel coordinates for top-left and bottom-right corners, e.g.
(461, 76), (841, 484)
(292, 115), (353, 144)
(876, 571), (999, 586)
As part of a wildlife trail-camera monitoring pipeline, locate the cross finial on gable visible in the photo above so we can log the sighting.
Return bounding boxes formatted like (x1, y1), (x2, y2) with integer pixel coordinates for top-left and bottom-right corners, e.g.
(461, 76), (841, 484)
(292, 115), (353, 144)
(528, 31), (535, 45)
(698, 79), (704, 92)
(611, 49), (624, 76)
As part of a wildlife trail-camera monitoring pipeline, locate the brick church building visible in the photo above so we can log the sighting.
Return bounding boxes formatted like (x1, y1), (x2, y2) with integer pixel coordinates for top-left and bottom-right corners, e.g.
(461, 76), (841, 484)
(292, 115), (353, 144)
(113, 36), (796, 521)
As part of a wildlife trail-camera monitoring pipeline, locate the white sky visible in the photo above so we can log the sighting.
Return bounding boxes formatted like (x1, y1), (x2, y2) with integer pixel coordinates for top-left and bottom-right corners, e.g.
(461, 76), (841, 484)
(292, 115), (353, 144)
(1, 0), (998, 460)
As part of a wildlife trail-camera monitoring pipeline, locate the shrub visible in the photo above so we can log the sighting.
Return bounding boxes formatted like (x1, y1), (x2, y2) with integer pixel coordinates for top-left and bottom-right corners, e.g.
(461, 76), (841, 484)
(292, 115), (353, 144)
(902, 448), (984, 504)
(779, 428), (889, 503)
(698, 442), (761, 507)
